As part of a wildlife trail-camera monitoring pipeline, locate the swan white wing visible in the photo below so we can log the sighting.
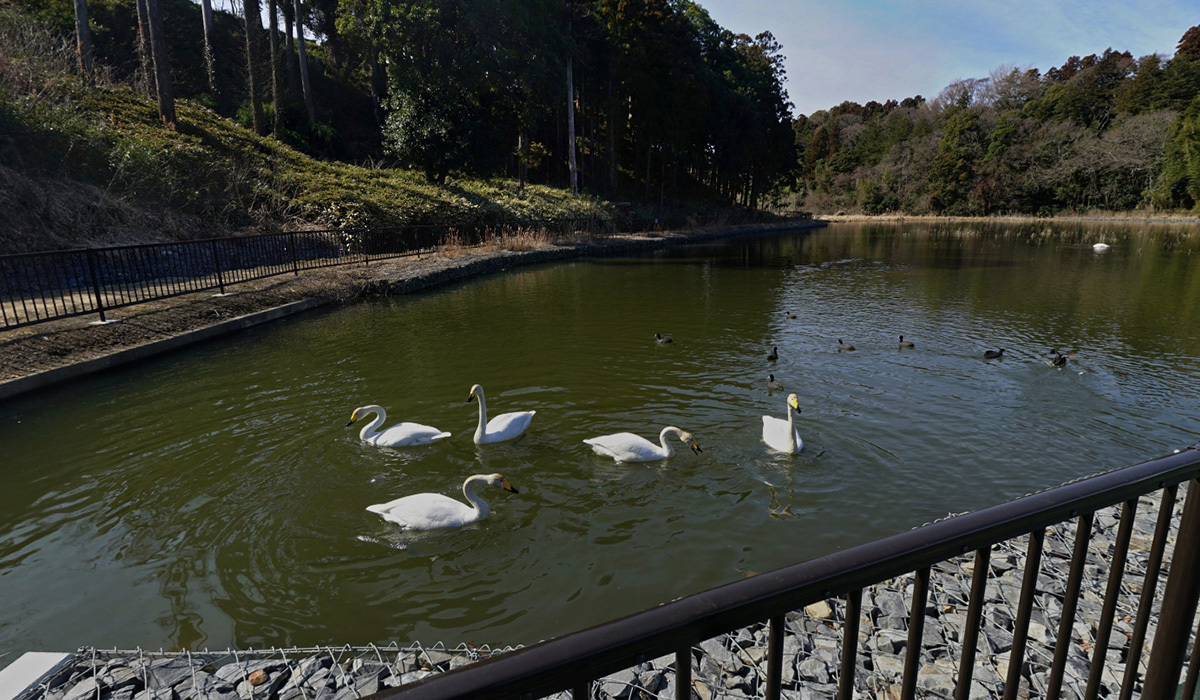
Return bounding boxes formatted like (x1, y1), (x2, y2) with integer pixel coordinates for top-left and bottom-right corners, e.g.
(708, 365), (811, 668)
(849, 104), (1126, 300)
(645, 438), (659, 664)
(762, 415), (800, 454)
(370, 422), (451, 447)
(583, 432), (664, 462)
(481, 410), (536, 443)
(367, 493), (479, 529)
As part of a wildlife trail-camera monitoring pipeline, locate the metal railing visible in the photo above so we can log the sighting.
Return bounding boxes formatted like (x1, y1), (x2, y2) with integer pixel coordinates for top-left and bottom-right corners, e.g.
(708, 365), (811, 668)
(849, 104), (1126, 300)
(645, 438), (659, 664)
(372, 443), (1200, 700)
(0, 214), (772, 330)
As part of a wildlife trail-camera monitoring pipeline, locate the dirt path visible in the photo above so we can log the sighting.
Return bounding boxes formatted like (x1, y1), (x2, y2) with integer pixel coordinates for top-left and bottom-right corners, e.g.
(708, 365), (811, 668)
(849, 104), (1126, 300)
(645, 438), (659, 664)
(0, 223), (816, 389)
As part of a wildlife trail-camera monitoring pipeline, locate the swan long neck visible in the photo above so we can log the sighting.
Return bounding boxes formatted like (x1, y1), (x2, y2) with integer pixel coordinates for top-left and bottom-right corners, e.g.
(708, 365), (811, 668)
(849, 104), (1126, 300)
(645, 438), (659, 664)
(786, 404), (797, 448)
(658, 427), (678, 458)
(359, 407), (386, 441)
(474, 389), (488, 441)
(462, 477), (490, 519)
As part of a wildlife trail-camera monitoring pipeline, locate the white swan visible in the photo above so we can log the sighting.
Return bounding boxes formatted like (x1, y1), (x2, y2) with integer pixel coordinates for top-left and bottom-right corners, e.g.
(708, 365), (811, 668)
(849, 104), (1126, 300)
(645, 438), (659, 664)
(762, 393), (803, 454)
(1093, 242), (1111, 251)
(468, 384), (536, 444)
(346, 405), (450, 446)
(583, 426), (701, 462)
(367, 473), (519, 530)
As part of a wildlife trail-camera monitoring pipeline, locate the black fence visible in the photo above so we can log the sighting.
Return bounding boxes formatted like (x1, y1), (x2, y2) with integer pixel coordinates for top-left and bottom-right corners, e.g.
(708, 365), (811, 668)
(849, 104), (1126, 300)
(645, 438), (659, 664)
(371, 443), (1200, 700)
(0, 214), (766, 330)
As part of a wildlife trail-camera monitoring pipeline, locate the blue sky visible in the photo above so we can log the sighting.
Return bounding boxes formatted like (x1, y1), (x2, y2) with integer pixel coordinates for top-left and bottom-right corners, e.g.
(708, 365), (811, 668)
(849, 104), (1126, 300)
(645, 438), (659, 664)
(699, 0), (1198, 116)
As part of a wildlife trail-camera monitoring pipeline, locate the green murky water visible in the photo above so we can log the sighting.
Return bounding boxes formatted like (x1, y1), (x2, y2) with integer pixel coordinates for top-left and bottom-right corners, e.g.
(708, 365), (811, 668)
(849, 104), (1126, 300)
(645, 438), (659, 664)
(2, 221), (1199, 661)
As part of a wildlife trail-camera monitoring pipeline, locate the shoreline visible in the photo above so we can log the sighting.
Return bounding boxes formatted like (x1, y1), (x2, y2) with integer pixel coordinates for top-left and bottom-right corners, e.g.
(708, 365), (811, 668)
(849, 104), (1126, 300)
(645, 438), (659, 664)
(818, 213), (1200, 225)
(0, 221), (820, 402)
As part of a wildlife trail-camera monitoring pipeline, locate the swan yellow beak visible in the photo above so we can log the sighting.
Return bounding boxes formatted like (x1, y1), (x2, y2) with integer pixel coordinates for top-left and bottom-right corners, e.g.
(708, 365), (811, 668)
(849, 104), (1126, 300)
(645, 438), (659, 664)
(788, 395), (800, 411)
(501, 480), (519, 494)
(690, 441), (702, 454)
(467, 390), (476, 403)
(346, 409), (360, 426)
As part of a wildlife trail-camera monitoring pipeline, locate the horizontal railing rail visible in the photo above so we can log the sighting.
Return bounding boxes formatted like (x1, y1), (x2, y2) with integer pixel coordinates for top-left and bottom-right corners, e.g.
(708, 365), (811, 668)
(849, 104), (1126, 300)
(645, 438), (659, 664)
(372, 442), (1200, 700)
(0, 213), (776, 330)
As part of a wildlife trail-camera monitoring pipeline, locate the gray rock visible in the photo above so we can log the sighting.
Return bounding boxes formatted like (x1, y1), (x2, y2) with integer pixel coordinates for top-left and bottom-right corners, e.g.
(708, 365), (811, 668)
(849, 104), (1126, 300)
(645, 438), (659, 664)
(638, 670), (665, 694)
(795, 657), (829, 684)
(214, 662), (286, 686)
(598, 668), (637, 699)
(64, 678), (101, 700)
(132, 689), (176, 700)
(875, 591), (906, 619)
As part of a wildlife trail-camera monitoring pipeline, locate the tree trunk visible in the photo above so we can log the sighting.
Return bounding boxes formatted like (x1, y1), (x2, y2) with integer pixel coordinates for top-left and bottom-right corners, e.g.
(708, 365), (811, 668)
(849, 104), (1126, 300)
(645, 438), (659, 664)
(200, 0), (217, 95)
(73, 0), (94, 85)
(368, 40), (386, 126)
(294, 0), (316, 127)
(144, 0), (175, 127)
(243, 0), (265, 135)
(282, 6), (299, 97)
(267, 0), (281, 134)
(566, 58), (577, 195)
(134, 0), (153, 93)
(607, 78), (617, 195)
(518, 131), (526, 194)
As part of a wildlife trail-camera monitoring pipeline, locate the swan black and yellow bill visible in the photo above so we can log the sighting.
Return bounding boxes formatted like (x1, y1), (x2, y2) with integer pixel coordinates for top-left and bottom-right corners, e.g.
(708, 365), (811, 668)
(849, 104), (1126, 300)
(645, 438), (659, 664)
(690, 441), (702, 454)
(502, 480), (519, 494)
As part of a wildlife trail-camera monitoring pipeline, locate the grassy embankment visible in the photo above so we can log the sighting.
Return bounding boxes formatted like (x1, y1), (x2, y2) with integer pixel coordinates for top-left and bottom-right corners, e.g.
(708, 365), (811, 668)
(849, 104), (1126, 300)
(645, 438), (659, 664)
(0, 8), (612, 255)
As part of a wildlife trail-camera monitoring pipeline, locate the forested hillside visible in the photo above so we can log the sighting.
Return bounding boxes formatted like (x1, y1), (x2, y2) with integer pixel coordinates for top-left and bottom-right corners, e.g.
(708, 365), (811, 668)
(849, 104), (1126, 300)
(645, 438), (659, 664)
(792, 26), (1200, 215)
(9, 0), (794, 210)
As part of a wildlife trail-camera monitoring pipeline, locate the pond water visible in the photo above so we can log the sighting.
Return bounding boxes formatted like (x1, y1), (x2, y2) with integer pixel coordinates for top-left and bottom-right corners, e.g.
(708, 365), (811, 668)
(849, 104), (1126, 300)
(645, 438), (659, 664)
(2, 221), (1200, 661)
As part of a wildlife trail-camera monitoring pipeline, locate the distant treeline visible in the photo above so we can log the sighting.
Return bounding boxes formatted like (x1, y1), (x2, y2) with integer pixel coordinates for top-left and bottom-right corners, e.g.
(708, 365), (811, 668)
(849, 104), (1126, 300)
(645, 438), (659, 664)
(792, 26), (1200, 215)
(25, 0), (795, 209)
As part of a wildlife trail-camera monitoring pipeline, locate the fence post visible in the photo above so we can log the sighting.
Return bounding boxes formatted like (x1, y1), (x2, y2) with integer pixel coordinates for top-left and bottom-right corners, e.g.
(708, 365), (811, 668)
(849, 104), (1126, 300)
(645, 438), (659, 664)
(363, 229), (370, 267)
(209, 240), (226, 294)
(1141, 476), (1200, 698)
(289, 232), (299, 276)
(85, 248), (106, 323)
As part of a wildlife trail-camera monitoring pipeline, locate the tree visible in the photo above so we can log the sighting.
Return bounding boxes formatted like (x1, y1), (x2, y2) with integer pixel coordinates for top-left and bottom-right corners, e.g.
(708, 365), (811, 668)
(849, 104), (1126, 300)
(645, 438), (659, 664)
(1177, 25), (1200, 60)
(72, 0), (94, 85)
(243, 0), (266, 134)
(927, 109), (981, 212)
(144, 0), (175, 126)
(294, 0), (316, 126)
(200, 0), (217, 95)
(268, 0), (282, 133)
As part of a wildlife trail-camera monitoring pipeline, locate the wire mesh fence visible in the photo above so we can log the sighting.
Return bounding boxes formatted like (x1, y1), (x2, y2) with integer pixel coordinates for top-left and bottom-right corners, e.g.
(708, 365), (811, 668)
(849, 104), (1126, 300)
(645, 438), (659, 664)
(22, 642), (522, 700)
(0, 214), (772, 330)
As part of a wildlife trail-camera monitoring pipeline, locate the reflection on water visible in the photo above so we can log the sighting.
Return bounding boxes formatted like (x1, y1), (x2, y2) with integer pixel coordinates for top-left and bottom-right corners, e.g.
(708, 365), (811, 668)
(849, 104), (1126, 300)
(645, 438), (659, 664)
(1, 221), (1198, 660)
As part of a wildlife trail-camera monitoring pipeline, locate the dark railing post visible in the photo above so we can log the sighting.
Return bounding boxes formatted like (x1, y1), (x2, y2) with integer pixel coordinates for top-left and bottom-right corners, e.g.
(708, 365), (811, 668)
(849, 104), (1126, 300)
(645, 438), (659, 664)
(954, 546), (991, 700)
(1003, 529), (1044, 700)
(289, 232), (300, 276)
(1118, 485), (1178, 700)
(85, 248), (106, 322)
(1047, 514), (1094, 700)
(675, 646), (691, 700)
(900, 566), (930, 700)
(1142, 478), (1200, 698)
(765, 615), (784, 700)
(838, 589), (863, 700)
(1085, 500), (1137, 700)
(209, 240), (226, 294)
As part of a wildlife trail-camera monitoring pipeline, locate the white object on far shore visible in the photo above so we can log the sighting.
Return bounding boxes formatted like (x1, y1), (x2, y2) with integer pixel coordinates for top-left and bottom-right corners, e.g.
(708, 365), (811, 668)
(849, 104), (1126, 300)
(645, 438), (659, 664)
(762, 393), (803, 454)
(1093, 242), (1111, 251)
(584, 426), (702, 462)
(346, 404), (450, 446)
(367, 473), (518, 529)
(468, 384), (536, 444)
